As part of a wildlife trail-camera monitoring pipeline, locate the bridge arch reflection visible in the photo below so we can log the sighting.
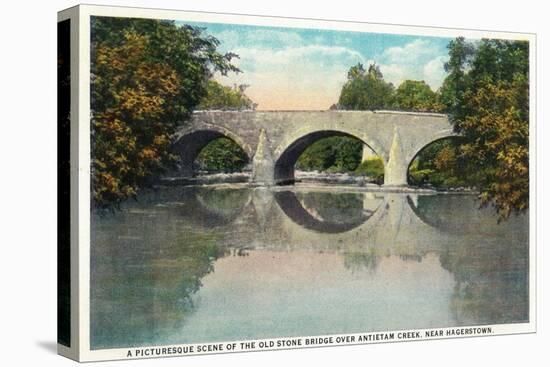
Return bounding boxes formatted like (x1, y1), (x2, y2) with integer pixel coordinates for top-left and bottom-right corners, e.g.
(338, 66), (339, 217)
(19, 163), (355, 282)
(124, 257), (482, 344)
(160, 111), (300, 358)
(169, 185), (484, 242)
(171, 187), (252, 227)
(274, 190), (383, 234)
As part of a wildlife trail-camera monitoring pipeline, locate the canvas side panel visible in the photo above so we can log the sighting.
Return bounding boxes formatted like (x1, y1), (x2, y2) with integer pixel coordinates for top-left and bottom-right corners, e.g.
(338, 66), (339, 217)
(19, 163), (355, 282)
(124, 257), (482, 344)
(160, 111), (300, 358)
(57, 6), (82, 361)
(57, 17), (71, 348)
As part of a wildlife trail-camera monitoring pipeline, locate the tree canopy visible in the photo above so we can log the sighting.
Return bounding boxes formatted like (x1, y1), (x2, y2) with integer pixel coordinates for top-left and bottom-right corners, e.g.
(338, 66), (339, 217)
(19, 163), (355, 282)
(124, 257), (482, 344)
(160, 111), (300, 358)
(440, 38), (529, 218)
(393, 80), (444, 112)
(296, 136), (363, 173)
(337, 64), (395, 110)
(195, 138), (249, 173)
(336, 63), (444, 112)
(198, 80), (256, 110)
(90, 17), (240, 208)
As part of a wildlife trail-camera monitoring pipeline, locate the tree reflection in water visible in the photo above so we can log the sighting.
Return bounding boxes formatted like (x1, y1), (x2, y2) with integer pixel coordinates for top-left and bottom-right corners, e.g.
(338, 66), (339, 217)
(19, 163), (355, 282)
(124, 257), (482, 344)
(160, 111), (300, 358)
(414, 194), (529, 325)
(90, 186), (529, 349)
(343, 250), (380, 273)
(274, 190), (382, 233)
(440, 237), (528, 325)
(91, 224), (228, 348)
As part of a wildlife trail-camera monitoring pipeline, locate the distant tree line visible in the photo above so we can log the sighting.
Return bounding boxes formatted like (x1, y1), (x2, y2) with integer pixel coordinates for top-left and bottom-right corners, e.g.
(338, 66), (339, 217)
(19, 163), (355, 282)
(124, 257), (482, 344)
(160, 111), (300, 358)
(333, 63), (444, 112)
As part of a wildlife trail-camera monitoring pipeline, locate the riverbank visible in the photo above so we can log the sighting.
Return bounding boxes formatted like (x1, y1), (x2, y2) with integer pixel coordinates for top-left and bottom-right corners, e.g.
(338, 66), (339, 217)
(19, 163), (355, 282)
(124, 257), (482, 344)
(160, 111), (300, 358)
(160, 170), (478, 195)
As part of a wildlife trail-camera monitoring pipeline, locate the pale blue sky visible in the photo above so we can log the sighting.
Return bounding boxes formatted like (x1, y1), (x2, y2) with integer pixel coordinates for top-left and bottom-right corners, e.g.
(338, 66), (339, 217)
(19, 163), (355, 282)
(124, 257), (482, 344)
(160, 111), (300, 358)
(177, 20), (453, 110)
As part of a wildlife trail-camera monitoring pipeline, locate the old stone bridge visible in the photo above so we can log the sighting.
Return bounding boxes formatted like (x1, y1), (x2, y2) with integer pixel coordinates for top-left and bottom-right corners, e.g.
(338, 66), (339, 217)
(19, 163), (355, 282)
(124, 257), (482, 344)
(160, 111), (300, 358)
(172, 110), (456, 186)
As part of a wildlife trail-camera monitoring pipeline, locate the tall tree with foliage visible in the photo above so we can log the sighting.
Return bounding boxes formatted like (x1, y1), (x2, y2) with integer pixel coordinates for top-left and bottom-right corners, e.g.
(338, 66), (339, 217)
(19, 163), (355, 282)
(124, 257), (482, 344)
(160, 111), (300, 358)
(441, 37), (529, 218)
(198, 80), (256, 110)
(393, 80), (444, 112)
(90, 17), (239, 208)
(337, 63), (395, 110)
(438, 37), (475, 115)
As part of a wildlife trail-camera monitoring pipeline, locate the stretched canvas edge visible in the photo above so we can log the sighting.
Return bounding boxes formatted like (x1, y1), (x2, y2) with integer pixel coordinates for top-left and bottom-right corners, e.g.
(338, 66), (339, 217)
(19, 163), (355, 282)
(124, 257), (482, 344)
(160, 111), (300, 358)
(56, 3), (537, 362)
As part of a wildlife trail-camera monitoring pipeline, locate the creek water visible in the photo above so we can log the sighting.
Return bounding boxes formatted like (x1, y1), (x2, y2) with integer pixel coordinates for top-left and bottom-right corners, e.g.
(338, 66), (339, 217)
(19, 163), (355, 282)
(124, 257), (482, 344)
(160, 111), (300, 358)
(90, 184), (529, 349)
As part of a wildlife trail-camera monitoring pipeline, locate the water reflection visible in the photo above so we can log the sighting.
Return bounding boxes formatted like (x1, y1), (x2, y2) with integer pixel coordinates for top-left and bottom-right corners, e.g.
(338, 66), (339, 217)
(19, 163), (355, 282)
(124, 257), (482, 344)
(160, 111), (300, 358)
(440, 233), (529, 325)
(91, 224), (229, 348)
(274, 191), (382, 233)
(342, 250), (380, 273)
(408, 194), (514, 234)
(196, 188), (251, 220)
(91, 186), (529, 349)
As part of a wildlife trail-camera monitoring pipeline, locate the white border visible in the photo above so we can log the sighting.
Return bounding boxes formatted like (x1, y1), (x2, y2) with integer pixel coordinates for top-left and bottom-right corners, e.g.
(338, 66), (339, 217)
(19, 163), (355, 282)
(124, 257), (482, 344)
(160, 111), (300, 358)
(57, 4), (537, 362)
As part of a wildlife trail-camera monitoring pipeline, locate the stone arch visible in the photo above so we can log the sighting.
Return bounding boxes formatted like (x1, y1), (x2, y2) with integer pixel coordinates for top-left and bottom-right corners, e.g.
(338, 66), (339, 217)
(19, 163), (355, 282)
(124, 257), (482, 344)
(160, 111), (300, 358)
(406, 129), (457, 166)
(273, 128), (386, 185)
(405, 132), (464, 185)
(172, 124), (253, 177)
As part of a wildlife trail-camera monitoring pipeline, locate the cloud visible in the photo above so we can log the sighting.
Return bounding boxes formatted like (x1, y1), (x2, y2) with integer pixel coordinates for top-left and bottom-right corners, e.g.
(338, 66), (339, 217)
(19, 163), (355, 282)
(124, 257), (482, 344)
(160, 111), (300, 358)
(382, 39), (440, 65)
(377, 64), (407, 87)
(422, 56), (448, 89)
(376, 39), (449, 89)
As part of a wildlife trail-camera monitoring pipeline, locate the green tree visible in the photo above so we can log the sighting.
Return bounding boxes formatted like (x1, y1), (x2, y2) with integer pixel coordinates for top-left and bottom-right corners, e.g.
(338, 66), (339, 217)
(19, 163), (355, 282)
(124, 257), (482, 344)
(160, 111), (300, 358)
(393, 80), (444, 112)
(438, 37), (475, 115)
(337, 63), (395, 110)
(296, 136), (363, 172)
(440, 38), (529, 218)
(354, 158), (385, 184)
(90, 17), (239, 209)
(295, 138), (335, 171)
(408, 139), (472, 188)
(198, 80), (256, 110)
(195, 138), (249, 172)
